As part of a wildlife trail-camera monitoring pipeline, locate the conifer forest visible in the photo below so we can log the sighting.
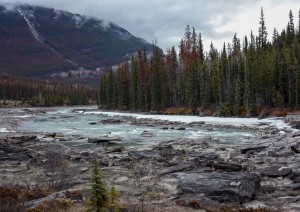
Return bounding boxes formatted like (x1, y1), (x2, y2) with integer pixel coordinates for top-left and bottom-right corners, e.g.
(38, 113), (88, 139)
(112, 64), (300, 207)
(99, 9), (300, 116)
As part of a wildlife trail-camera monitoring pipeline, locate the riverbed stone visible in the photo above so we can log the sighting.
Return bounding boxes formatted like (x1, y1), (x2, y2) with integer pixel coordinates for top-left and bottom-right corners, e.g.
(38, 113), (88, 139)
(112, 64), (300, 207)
(159, 163), (192, 176)
(100, 119), (123, 124)
(140, 130), (156, 137)
(291, 143), (300, 153)
(240, 146), (267, 154)
(212, 162), (243, 172)
(87, 136), (122, 144)
(173, 172), (261, 203)
(261, 166), (292, 177)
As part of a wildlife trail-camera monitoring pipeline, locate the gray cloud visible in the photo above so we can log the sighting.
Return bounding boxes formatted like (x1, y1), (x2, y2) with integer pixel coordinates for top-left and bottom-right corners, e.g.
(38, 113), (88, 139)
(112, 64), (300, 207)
(0, 0), (298, 51)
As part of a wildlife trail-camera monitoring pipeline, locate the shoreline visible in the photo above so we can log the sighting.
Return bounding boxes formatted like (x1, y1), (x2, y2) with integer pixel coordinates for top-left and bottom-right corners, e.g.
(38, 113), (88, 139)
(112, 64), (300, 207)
(0, 106), (299, 211)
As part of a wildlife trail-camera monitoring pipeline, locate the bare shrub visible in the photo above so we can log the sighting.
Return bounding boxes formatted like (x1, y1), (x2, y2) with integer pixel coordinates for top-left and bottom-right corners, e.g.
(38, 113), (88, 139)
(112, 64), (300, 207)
(44, 151), (74, 191)
(122, 162), (166, 211)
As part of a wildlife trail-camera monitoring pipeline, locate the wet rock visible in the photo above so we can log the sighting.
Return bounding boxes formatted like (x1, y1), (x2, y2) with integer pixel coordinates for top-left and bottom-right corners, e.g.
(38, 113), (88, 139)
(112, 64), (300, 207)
(290, 121), (300, 129)
(240, 146), (267, 154)
(89, 122), (98, 125)
(212, 162), (243, 172)
(140, 130), (156, 137)
(160, 126), (169, 130)
(88, 136), (122, 144)
(175, 172), (261, 203)
(260, 166), (292, 177)
(177, 127), (186, 130)
(100, 119), (123, 124)
(188, 121), (205, 127)
(292, 131), (300, 137)
(106, 147), (124, 153)
(291, 143), (300, 153)
(159, 163), (192, 176)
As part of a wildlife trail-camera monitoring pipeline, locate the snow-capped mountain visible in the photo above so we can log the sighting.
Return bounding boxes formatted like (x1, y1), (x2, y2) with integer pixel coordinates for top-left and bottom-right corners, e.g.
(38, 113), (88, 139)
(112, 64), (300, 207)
(0, 4), (154, 78)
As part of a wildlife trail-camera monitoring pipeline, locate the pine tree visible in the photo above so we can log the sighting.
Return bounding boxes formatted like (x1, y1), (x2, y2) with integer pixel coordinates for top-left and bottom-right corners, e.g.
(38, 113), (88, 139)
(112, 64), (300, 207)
(150, 46), (162, 112)
(258, 8), (268, 50)
(130, 56), (140, 111)
(87, 159), (108, 212)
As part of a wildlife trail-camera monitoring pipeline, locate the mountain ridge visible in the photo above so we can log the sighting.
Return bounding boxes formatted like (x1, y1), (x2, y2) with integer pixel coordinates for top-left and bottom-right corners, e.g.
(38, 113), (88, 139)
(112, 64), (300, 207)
(0, 4), (154, 79)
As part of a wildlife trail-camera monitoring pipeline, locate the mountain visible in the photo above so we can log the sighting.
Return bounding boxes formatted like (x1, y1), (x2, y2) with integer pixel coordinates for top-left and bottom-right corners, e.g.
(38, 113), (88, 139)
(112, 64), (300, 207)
(0, 4), (154, 78)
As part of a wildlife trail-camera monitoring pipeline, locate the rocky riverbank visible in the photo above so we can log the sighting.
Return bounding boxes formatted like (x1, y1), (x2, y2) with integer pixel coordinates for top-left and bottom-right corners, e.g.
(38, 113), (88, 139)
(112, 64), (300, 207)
(0, 107), (299, 211)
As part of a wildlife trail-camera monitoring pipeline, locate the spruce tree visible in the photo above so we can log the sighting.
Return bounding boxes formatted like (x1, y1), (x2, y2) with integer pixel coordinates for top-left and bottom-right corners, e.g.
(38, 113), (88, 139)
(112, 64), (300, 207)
(259, 8), (268, 50)
(87, 159), (108, 212)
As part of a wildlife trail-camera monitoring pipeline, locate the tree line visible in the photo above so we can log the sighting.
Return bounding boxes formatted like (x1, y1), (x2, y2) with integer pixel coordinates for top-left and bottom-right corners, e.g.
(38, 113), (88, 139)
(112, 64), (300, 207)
(99, 9), (300, 116)
(0, 74), (97, 106)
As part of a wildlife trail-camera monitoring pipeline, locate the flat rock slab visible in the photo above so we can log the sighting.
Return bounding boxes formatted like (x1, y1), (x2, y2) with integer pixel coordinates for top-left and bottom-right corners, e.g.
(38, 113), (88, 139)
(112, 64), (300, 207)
(100, 119), (123, 124)
(260, 166), (292, 177)
(240, 146), (267, 154)
(164, 171), (260, 203)
(88, 136), (122, 144)
(159, 163), (192, 176)
(212, 162), (243, 172)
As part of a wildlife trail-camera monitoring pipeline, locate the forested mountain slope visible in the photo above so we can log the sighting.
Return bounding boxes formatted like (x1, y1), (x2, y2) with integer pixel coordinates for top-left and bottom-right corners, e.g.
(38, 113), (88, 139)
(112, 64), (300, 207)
(0, 4), (153, 77)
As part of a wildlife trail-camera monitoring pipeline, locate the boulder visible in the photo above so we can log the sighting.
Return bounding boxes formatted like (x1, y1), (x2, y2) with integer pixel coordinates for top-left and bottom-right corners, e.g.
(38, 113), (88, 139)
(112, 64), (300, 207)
(291, 143), (300, 153)
(240, 146), (267, 154)
(100, 119), (123, 124)
(260, 166), (292, 177)
(87, 136), (122, 144)
(212, 162), (243, 172)
(290, 121), (300, 129)
(193, 153), (221, 167)
(174, 172), (261, 203)
(140, 131), (156, 137)
(154, 145), (179, 158)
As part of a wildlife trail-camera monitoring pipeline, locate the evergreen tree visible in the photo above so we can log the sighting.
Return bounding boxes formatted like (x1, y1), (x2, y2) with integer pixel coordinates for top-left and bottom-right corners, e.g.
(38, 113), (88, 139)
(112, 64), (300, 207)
(258, 8), (268, 50)
(87, 159), (108, 212)
(150, 46), (162, 112)
(130, 56), (140, 111)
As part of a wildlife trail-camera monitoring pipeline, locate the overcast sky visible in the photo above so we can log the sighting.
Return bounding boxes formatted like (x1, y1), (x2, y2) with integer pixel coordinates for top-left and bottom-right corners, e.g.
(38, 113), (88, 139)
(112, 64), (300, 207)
(1, 0), (299, 52)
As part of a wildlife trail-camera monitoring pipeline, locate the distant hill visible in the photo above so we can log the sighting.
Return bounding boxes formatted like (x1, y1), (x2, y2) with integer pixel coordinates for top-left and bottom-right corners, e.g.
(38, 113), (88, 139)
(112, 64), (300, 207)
(0, 4), (154, 78)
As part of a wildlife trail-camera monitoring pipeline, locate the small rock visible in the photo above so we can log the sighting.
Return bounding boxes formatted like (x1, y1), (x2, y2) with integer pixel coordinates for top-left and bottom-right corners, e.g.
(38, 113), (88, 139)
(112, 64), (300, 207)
(177, 127), (186, 130)
(89, 122), (98, 125)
